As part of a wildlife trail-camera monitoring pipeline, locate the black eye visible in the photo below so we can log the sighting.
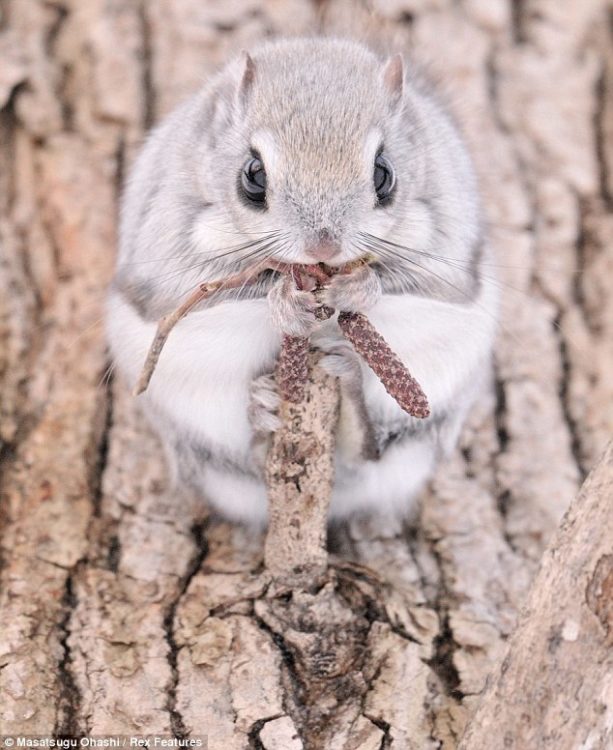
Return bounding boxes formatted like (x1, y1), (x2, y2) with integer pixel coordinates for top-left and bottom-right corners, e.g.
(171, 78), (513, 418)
(240, 155), (267, 206)
(374, 153), (395, 205)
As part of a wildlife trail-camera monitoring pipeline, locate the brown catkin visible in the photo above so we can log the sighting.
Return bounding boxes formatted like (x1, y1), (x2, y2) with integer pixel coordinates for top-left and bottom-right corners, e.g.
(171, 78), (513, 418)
(276, 334), (310, 403)
(337, 311), (430, 419)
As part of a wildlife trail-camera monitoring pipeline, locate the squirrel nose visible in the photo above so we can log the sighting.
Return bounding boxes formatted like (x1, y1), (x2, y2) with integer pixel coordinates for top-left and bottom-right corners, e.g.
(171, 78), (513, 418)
(305, 238), (341, 261)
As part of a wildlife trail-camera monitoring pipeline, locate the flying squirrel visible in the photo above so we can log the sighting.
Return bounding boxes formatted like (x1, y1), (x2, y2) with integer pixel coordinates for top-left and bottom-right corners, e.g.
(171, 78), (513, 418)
(106, 37), (499, 525)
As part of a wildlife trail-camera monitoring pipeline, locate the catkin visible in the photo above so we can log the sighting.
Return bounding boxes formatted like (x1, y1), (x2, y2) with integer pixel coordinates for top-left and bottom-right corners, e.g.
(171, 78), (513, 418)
(135, 260), (431, 421)
(338, 311), (430, 419)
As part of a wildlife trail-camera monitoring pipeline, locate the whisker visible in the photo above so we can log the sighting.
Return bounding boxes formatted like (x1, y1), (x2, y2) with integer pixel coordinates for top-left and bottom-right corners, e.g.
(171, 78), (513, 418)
(63, 235), (289, 355)
(359, 231), (532, 299)
(97, 360), (117, 391)
(118, 233), (287, 299)
(357, 235), (552, 352)
(360, 234), (460, 288)
(116, 229), (285, 267)
(117, 232), (282, 276)
(356, 234), (508, 339)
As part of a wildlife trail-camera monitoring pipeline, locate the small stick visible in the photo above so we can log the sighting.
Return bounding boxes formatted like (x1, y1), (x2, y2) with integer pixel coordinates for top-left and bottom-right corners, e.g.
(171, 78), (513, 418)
(275, 264), (335, 403)
(133, 260), (275, 395)
(264, 349), (339, 585)
(133, 256), (430, 420)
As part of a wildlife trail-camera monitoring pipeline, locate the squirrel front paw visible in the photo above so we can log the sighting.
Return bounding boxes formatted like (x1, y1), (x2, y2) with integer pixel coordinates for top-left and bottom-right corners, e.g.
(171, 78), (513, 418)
(248, 372), (281, 435)
(267, 274), (320, 336)
(321, 264), (382, 313)
(315, 335), (363, 393)
(315, 335), (379, 462)
(248, 372), (282, 473)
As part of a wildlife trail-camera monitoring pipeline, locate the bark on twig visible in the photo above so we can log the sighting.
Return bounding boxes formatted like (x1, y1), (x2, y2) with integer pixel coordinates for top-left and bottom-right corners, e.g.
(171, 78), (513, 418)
(264, 351), (339, 586)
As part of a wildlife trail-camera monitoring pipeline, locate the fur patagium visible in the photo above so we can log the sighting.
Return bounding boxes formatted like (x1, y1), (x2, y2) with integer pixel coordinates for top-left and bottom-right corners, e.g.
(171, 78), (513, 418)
(107, 38), (498, 524)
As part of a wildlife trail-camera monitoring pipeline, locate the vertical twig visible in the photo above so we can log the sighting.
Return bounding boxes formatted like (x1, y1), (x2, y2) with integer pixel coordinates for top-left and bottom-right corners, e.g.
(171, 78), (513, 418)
(264, 350), (340, 587)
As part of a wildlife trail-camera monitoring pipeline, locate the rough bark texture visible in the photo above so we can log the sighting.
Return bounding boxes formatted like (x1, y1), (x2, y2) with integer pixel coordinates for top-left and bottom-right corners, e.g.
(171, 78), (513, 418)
(0, 0), (612, 748)
(265, 351), (339, 585)
(458, 440), (613, 750)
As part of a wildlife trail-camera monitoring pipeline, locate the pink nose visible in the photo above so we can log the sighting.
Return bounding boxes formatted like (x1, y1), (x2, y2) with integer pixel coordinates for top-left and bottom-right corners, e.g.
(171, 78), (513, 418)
(305, 239), (341, 261)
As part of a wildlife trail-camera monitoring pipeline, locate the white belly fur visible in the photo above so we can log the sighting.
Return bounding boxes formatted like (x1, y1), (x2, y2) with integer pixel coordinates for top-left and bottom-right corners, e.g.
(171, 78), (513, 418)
(107, 276), (497, 523)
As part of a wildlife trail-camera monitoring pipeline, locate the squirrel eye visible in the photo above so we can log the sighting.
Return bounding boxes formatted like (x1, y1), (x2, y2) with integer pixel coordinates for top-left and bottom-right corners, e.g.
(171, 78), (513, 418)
(240, 156), (267, 206)
(374, 153), (395, 205)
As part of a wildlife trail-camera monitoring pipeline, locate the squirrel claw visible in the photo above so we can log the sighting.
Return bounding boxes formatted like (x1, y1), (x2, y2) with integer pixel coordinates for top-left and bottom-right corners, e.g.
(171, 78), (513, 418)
(267, 274), (320, 336)
(321, 264), (381, 313)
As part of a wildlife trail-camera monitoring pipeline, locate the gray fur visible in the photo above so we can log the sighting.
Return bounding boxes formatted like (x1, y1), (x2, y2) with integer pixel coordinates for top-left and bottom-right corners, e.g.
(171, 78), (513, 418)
(106, 37), (497, 524)
(115, 37), (485, 315)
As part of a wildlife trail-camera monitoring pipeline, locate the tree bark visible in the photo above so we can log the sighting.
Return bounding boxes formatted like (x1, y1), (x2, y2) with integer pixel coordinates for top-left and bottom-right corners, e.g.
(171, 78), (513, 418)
(459, 440), (613, 750)
(0, 0), (612, 748)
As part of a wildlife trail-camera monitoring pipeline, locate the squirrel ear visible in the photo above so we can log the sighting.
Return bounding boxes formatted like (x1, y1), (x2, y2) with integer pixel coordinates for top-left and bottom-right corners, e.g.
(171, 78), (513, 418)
(238, 50), (256, 106)
(382, 53), (404, 105)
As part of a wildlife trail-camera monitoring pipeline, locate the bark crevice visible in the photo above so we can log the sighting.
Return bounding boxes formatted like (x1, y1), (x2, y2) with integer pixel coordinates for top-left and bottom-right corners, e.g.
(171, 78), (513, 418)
(0, 1), (611, 747)
(164, 520), (210, 737)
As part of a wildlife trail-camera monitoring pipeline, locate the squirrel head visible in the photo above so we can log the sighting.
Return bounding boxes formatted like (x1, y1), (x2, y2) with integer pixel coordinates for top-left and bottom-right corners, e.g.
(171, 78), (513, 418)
(192, 38), (425, 266)
(179, 36), (481, 306)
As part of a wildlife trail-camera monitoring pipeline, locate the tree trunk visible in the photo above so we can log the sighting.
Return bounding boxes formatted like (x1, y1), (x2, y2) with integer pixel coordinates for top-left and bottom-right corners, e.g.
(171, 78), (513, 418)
(458, 440), (613, 750)
(0, 1), (611, 748)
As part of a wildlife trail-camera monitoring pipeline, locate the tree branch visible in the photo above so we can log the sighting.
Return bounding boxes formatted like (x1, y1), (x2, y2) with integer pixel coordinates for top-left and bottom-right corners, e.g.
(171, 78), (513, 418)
(459, 440), (613, 750)
(264, 350), (339, 587)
